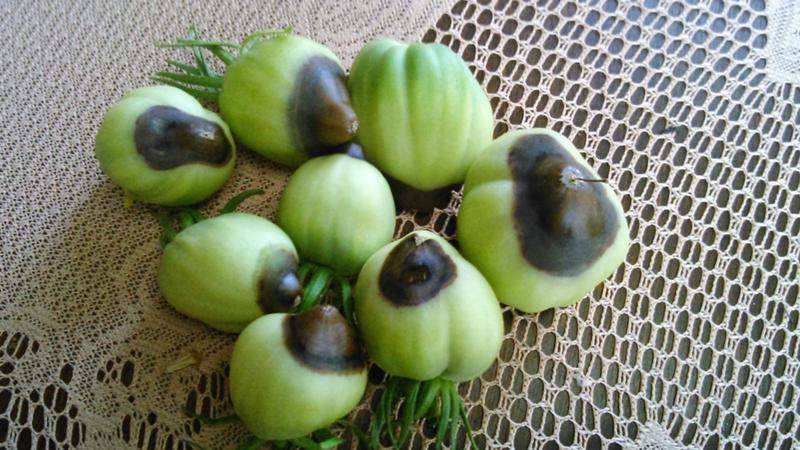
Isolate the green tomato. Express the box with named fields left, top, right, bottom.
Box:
left=457, top=129, right=630, bottom=313
left=158, top=212, right=301, bottom=332
left=277, top=153, right=395, bottom=275
left=231, top=305, right=367, bottom=441
left=348, top=39, right=494, bottom=209
left=95, top=86, right=235, bottom=206
left=354, top=231, right=503, bottom=382
left=219, top=35, right=357, bottom=167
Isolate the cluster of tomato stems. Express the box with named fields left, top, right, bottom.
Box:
left=155, top=24, right=483, bottom=449
left=152, top=26, right=293, bottom=101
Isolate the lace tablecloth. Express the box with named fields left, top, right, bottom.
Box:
left=1, top=0, right=798, bottom=449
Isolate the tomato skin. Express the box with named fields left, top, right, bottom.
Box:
left=354, top=231, right=503, bottom=382
left=348, top=39, right=494, bottom=192
left=219, top=35, right=356, bottom=167
left=159, top=213, right=300, bottom=333
left=95, top=86, right=235, bottom=206
left=277, top=154, right=395, bottom=276
left=458, top=129, right=630, bottom=313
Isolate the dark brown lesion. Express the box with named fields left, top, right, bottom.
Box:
left=291, top=56, right=358, bottom=157
left=134, top=106, right=232, bottom=170
left=258, top=250, right=302, bottom=313
left=385, top=175, right=460, bottom=212
left=283, top=305, right=365, bottom=373
left=378, top=234, right=457, bottom=306
left=508, top=133, right=619, bottom=276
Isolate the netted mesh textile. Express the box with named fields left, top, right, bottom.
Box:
left=1, top=0, right=799, bottom=449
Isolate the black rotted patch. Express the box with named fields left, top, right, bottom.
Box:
left=283, top=305, right=365, bottom=373
left=258, top=250, right=302, bottom=313
left=291, top=56, right=358, bottom=157
left=508, top=133, right=619, bottom=276
left=134, top=106, right=231, bottom=170
left=379, top=235, right=457, bottom=306
left=385, top=175, right=460, bottom=212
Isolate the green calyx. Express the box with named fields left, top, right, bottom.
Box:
left=369, top=377, right=480, bottom=450
left=153, top=26, right=293, bottom=101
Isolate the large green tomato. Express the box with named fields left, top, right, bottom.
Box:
left=354, top=231, right=503, bottom=382
left=219, top=35, right=357, bottom=167
left=277, top=153, right=395, bottom=276
left=230, top=305, right=367, bottom=441
left=348, top=39, right=494, bottom=210
left=159, top=213, right=301, bottom=332
left=95, top=86, right=235, bottom=206
left=457, top=129, right=630, bottom=313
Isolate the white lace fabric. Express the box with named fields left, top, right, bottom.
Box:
left=1, top=0, right=798, bottom=449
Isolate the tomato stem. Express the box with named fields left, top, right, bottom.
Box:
left=154, top=26, right=231, bottom=100
left=336, top=419, right=369, bottom=445
left=413, top=379, right=441, bottom=420
left=397, top=380, right=421, bottom=446
left=298, top=266, right=334, bottom=312
left=448, top=385, right=460, bottom=448
left=220, top=189, right=265, bottom=214
left=295, top=261, right=356, bottom=327
left=178, top=209, right=196, bottom=230
left=153, top=189, right=262, bottom=246
left=154, top=26, right=293, bottom=101
left=434, top=386, right=451, bottom=448
left=152, top=210, right=177, bottom=246
left=337, top=277, right=355, bottom=326
left=235, top=436, right=266, bottom=450
left=165, top=351, right=201, bottom=373
left=241, top=26, right=294, bottom=51
left=367, top=377, right=481, bottom=449
left=181, top=439, right=210, bottom=450
left=182, top=407, right=239, bottom=425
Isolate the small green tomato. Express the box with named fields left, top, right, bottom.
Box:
left=277, top=152, right=395, bottom=276
left=219, top=35, right=357, bottom=167
left=158, top=212, right=301, bottom=332
left=355, top=231, right=503, bottom=382
left=95, top=86, right=235, bottom=206
left=457, top=129, right=630, bottom=313
left=230, top=305, right=367, bottom=441
left=348, top=39, right=494, bottom=210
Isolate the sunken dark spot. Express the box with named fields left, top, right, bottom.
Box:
left=379, top=235, right=457, bottom=306
left=508, top=133, right=619, bottom=276
left=258, top=249, right=302, bottom=313
left=385, top=175, right=460, bottom=212
left=283, top=305, right=365, bottom=373
left=292, top=56, right=358, bottom=156
left=134, top=105, right=232, bottom=170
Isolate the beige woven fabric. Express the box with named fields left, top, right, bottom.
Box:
left=1, top=0, right=798, bottom=449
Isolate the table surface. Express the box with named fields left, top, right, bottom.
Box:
left=1, top=0, right=798, bottom=449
